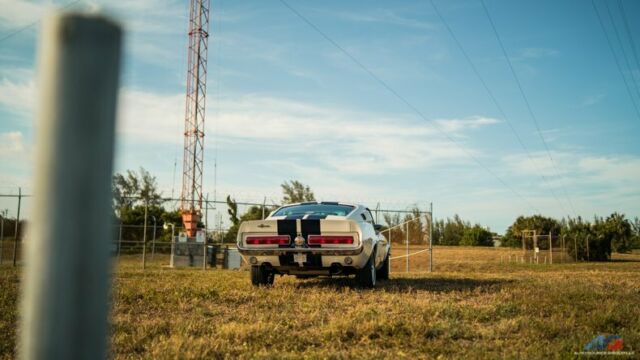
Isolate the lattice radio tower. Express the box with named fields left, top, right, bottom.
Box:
left=181, top=0, right=210, bottom=237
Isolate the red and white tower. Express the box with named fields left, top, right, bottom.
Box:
left=181, top=0, right=210, bottom=237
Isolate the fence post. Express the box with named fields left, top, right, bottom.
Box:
left=405, top=221, right=409, bottom=273
left=0, top=212, right=4, bottom=264
left=151, top=220, right=157, bottom=261
left=168, top=224, right=176, bottom=268
left=549, top=232, right=553, bottom=265
left=142, top=202, right=148, bottom=269
left=388, top=229, right=392, bottom=275
left=117, top=222, right=122, bottom=259
left=429, top=202, right=433, bottom=273
left=20, top=13, right=121, bottom=360
left=12, top=187, right=22, bottom=267
left=585, top=234, right=590, bottom=261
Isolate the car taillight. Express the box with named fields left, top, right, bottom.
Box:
left=308, top=235, right=354, bottom=245
left=245, top=235, right=290, bottom=245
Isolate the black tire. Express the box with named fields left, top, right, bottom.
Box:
left=355, top=249, right=377, bottom=288
left=376, top=252, right=390, bottom=280
left=250, top=265, right=274, bottom=286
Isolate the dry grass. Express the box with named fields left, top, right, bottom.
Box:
left=1, top=246, right=639, bottom=359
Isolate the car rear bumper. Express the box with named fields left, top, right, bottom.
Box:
left=238, top=244, right=369, bottom=270
left=237, top=245, right=364, bottom=256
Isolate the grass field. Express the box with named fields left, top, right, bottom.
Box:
left=1, top=246, right=639, bottom=359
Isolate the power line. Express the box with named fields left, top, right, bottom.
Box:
left=617, top=0, right=640, bottom=84
left=605, top=0, right=640, bottom=100
left=429, top=0, right=570, bottom=215
left=591, top=0, right=640, bottom=120
left=0, top=0, right=83, bottom=44
left=479, top=0, right=577, bottom=217
left=278, top=0, right=540, bottom=214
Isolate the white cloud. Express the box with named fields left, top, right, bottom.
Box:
left=434, top=116, right=500, bottom=134
left=0, top=73, right=35, bottom=115
left=328, top=8, right=434, bottom=30
left=0, top=131, right=25, bottom=156
left=0, top=0, right=46, bottom=29
left=114, top=90, right=497, bottom=175
left=516, top=47, right=559, bottom=60
left=580, top=93, right=605, bottom=107
left=504, top=151, right=640, bottom=196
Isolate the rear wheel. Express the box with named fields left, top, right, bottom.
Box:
left=355, top=249, right=377, bottom=288
left=251, top=265, right=274, bottom=286
left=377, top=252, right=390, bottom=280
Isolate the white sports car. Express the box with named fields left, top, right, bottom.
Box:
left=237, top=202, right=390, bottom=287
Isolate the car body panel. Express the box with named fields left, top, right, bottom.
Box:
left=237, top=202, right=390, bottom=276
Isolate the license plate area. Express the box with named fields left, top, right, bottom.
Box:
left=293, top=252, right=307, bottom=266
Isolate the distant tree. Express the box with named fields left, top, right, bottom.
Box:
left=432, top=219, right=445, bottom=245
left=281, top=180, right=315, bottom=204
left=403, top=207, right=426, bottom=245
left=382, top=212, right=405, bottom=244
left=226, top=195, right=240, bottom=227
left=561, top=216, right=610, bottom=261
left=596, top=213, right=633, bottom=253
left=112, top=167, right=162, bottom=215
left=223, top=204, right=269, bottom=243
left=502, top=215, right=561, bottom=248
left=460, top=225, right=493, bottom=246
left=632, top=217, right=640, bottom=249
left=441, top=215, right=468, bottom=246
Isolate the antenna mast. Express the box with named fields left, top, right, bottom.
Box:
left=181, top=0, right=210, bottom=237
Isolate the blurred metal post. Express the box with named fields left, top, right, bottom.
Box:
left=429, top=202, right=433, bottom=272
left=12, top=187, right=22, bottom=267
left=142, top=202, right=148, bottom=269
left=262, top=196, right=266, bottom=220
left=405, top=221, right=409, bottom=273
left=20, top=13, right=121, bottom=360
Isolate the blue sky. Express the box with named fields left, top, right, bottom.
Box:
left=1, top=0, right=639, bottom=233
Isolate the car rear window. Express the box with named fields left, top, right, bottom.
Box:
left=273, top=204, right=354, bottom=217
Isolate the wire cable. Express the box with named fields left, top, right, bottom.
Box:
left=617, top=0, right=640, bottom=86
left=429, top=0, right=569, bottom=215
left=605, top=0, right=640, bottom=100
left=591, top=0, right=640, bottom=120
left=278, top=0, right=540, bottom=214
left=0, top=0, right=83, bottom=44
left=479, top=0, right=577, bottom=217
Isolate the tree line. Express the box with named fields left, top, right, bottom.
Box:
left=111, top=169, right=639, bottom=261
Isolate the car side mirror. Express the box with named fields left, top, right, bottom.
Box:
left=374, top=224, right=383, bottom=232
